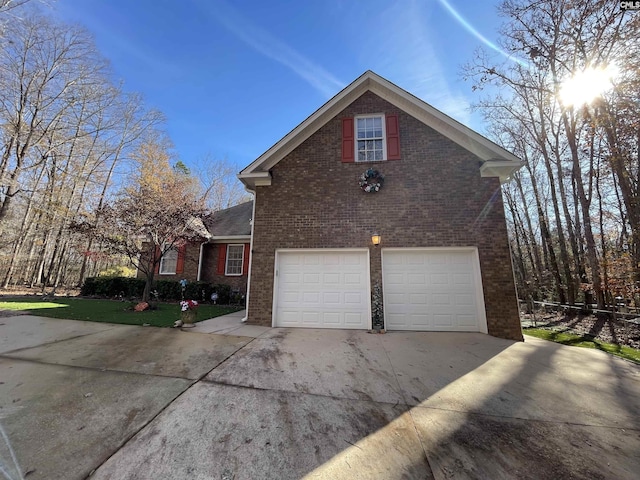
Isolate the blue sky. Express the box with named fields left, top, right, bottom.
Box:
left=51, top=0, right=517, bottom=174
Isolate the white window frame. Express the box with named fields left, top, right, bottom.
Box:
left=355, top=114, right=387, bottom=162
left=225, top=244, right=244, bottom=276
left=159, top=243, right=178, bottom=275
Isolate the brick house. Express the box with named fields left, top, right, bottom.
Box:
left=150, top=201, right=252, bottom=295
left=237, top=71, right=524, bottom=341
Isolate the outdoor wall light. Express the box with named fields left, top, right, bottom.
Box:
left=371, top=234, right=381, bottom=246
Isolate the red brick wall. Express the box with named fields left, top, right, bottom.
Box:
left=137, top=243, right=199, bottom=282
left=152, top=243, right=200, bottom=282
left=136, top=243, right=248, bottom=295
left=247, top=91, right=522, bottom=341
left=200, top=243, right=248, bottom=294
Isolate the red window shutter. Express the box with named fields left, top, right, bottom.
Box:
left=341, top=117, right=355, bottom=163
left=216, top=244, right=227, bottom=275
left=386, top=114, right=401, bottom=160
left=242, top=244, right=250, bottom=275
left=154, top=246, right=161, bottom=274
left=176, top=244, right=186, bottom=274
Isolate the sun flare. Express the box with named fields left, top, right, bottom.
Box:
left=558, top=64, right=618, bottom=107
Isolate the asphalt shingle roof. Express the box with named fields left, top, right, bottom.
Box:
left=203, top=201, right=252, bottom=237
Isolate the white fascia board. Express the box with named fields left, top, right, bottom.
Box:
left=480, top=160, right=525, bottom=183
left=209, top=235, right=251, bottom=243
left=237, top=171, right=272, bottom=188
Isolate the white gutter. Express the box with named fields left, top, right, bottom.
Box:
left=241, top=188, right=257, bottom=323
left=209, top=235, right=252, bottom=242
left=196, top=238, right=213, bottom=282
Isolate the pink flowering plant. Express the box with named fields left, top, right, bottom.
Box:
left=180, top=299, right=198, bottom=312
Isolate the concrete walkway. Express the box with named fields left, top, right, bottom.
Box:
left=191, top=309, right=270, bottom=338
left=0, top=313, right=638, bottom=480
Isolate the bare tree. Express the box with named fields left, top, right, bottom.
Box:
left=464, top=0, right=639, bottom=308
left=73, top=135, right=209, bottom=302
left=191, top=154, right=251, bottom=212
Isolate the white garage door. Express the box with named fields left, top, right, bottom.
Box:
left=382, top=248, right=487, bottom=332
left=274, top=250, right=371, bottom=329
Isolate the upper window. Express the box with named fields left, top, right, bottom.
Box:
left=356, top=115, right=386, bottom=162
left=225, top=244, right=244, bottom=276
left=159, top=244, right=178, bottom=274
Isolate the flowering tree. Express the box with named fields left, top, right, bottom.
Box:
left=73, top=135, right=209, bottom=301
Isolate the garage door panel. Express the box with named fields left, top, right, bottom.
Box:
left=452, top=273, right=472, bottom=285
left=407, top=273, right=426, bottom=284
left=408, top=314, right=429, bottom=327
left=344, top=292, right=363, bottom=304
left=344, top=312, right=365, bottom=326
left=304, top=255, right=320, bottom=265
left=275, top=250, right=370, bottom=329
left=383, top=249, right=486, bottom=332
left=432, top=293, right=452, bottom=305
left=434, top=314, right=453, bottom=327
left=303, top=273, right=320, bottom=284
left=302, top=292, right=319, bottom=304
left=408, top=293, right=427, bottom=305
left=281, top=273, right=300, bottom=284
left=458, top=314, right=477, bottom=327
left=323, top=273, right=340, bottom=284
left=344, top=273, right=362, bottom=284
left=430, top=273, right=449, bottom=285
left=455, top=293, right=473, bottom=305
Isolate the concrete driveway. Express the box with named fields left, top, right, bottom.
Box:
left=0, top=313, right=638, bottom=480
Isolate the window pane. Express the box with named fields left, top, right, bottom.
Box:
left=226, top=245, right=244, bottom=275
left=160, top=247, right=178, bottom=274
left=355, top=116, right=386, bottom=162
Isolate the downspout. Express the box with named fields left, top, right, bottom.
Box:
left=241, top=188, right=257, bottom=323
left=197, top=239, right=212, bottom=282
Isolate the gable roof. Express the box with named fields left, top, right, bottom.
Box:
left=238, top=70, right=523, bottom=188
left=203, top=201, right=252, bottom=239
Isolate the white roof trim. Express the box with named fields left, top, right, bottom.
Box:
left=238, top=70, right=522, bottom=188
left=209, top=235, right=251, bottom=242
left=480, top=160, right=525, bottom=184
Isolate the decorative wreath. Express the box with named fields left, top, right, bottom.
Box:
left=359, top=168, right=384, bottom=193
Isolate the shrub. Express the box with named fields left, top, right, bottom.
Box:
left=80, top=276, right=145, bottom=298
left=81, top=276, right=245, bottom=305
left=184, top=282, right=214, bottom=303
left=81, top=277, right=98, bottom=296
left=211, top=283, right=232, bottom=305
left=154, top=280, right=182, bottom=301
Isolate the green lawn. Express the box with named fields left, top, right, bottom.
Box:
left=0, top=297, right=243, bottom=328
left=523, top=327, right=640, bottom=364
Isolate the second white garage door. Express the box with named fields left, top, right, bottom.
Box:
left=274, top=250, right=371, bottom=329
left=382, top=248, right=487, bottom=332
